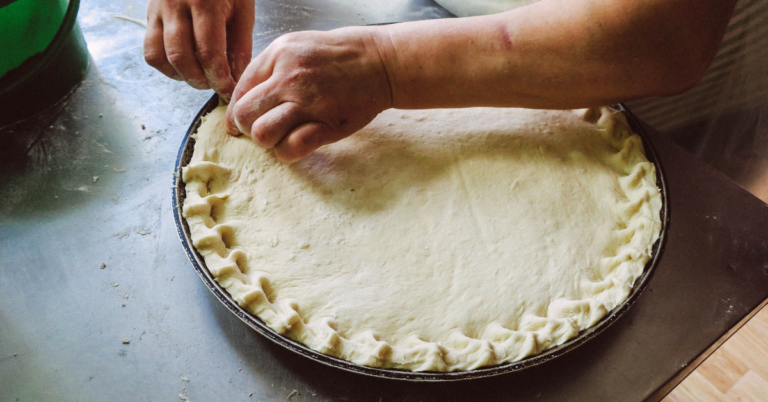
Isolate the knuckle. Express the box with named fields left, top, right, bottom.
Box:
left=144, top=50, right=164, bottom=67
left=232, top=87, right=247, bottom=102
left=284, top=68, right=311, bottom=86
left=282, top=70, right=300, bottom=84
left=165, top=49, right=186, bottom=67
left=275, top=32, right=298, bottom=46
left=195, top=47, right=220, bottom=67
left=292, top=136, right=316, bottom=157
left=231, top=51, right=252, bottom=74
left=269, top=36, right=289, bottom=50
left=165, top=0, right=183, bottom=13
left=161, top=0, right=188, bottom=15
left=271, top=31, right=308, bottom=52
left=251, top=126, right=271, bottom=145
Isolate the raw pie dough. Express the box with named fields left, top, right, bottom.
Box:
left=182, top=105, right=662, bottom=372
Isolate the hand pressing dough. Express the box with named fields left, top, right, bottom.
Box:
left=182, top=105, right=662, bottom=372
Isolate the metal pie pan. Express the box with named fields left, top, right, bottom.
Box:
left=172, top=94, right=669, bottom=381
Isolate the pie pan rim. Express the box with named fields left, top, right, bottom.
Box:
left=172, top=94, right=669, bottom=381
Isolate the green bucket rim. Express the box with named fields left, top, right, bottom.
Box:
left=0, top=0, right=82, bottom=98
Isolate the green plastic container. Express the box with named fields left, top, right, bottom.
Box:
left=0, top=0, right=89, bottom=127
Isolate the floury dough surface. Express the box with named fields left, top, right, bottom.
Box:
left=182, top=105, right=662, bottom=372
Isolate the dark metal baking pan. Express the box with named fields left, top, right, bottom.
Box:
left=172, top=94, right=669, bottom=381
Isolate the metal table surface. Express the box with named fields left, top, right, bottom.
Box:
left=2, top=1, right=768, bottom=401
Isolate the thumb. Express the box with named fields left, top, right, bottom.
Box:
left=274, top=122, right=335, bottom=162
left=225, top=95, right=241, bottom=135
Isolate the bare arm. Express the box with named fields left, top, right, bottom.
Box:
left=226, top=0, right=737, bottom=161
left=379, top=0, right=738, bottom=109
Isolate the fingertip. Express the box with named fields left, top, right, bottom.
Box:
left=198, top=52, right=235, bottom=95
left=231, top=103, right=252, bottom=136
left=211, top=76, right=236, bottom=103
left=225, top=106, right=240, bottom=135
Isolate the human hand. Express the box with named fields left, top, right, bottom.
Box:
left=225, top=28, right=393, bottom=162
left=144, top=0, right=255, bottom=100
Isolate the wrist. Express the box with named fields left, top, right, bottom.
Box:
left=360, top=26, right=397, bottom=111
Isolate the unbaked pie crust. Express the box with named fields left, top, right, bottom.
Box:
left=182, top=105, right=661, bottom=372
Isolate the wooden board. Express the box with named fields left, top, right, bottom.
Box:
left=664, top=306, right=768, bottom=401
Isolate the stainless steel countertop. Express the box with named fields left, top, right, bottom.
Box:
left=2, top=1, right=768, bottom=401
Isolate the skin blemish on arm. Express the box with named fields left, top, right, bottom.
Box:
left=497, top=22, right=514, bottom=50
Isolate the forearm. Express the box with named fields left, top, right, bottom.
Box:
left=224, top=0, right=736, bottom=161
left=373, top=0, right=736, bottom=109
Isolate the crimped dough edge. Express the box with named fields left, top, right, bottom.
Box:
left=182, top=106, right=662, bottom=372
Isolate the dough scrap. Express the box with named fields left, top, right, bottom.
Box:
left=182, top=105, right=662, bottom=371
